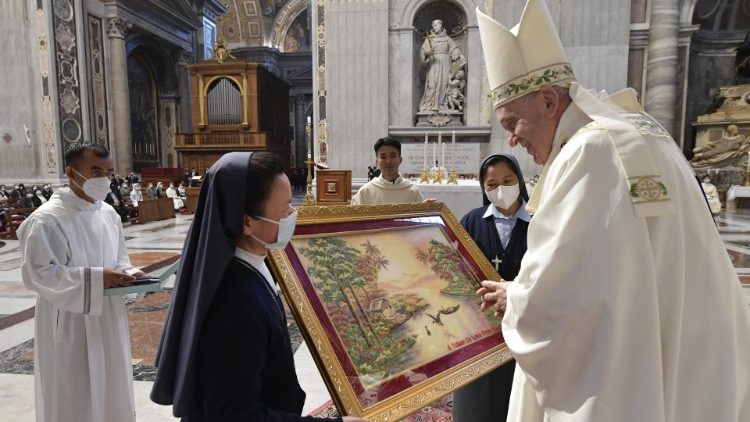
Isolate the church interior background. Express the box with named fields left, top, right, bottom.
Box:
left=0, top=0, right=750, bottom=419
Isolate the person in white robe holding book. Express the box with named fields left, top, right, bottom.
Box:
left=18, top=143, right=144, bottom=422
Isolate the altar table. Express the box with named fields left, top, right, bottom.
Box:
left=415, top=180, right=482, bottom=220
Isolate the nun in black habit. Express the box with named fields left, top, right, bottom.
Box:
left=453, top=154, right=531, bottom=422
left=150, top=152, right=363, bottom=422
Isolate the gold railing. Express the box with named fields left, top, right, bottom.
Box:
left=175, top=132, right=267, bottom=148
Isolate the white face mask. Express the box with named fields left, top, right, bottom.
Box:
left=485, top=184, right=520, bottom=210
left=71, top=168, right=111, bottom=201
left=251, top=208, right=298, bottom=250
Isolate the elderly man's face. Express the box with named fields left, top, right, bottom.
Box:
left=432, top=20, right=442, bottom=32
left=495, top=91, right=558, bottom=165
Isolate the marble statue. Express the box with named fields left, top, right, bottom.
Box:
left=314, top=140, right=329, bottom=169
left=419, top=20, right=465, bottom=113
left=445, top=69, right=466, bottom=111
left=691, top=124, right=750, bottom=168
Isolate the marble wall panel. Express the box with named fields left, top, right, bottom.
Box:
left=87, top=15, right=109, bottom=148
left=52, top=0, right=84, bottom=147
left=0, top=0, right=45, bottom=179
left=326, top=0, right=389, bottom=179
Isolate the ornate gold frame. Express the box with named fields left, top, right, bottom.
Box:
left=267, top=202, right=513, bottom=420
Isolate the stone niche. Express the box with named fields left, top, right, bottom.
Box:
left=412, top=1, right=468, bottom=128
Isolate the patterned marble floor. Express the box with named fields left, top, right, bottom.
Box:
left=0, top=208, right=748, bottom=421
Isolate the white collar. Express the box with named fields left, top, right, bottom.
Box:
left=379, top=174, right=403, bottom=185
left=57, top=186, right=101, bottom=210
left=234, top=247, right=278, bottom=293
left=483, top=200, right=531, bottom=222
left=234, top=247, right=267, bottom=267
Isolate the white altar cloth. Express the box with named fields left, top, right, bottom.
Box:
left=415, top=180, right=482, bottom=221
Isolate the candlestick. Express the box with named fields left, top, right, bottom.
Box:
left=451, top=131, right=456, bottom=174
left=423, top=133, right=428, bottom=170
left=439, top=131, right=444, bottom=171
left=304, top=120, right=315, bottom=205
left=432, top=139, right=436, bottom=168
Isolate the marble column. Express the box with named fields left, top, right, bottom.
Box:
left=294, top=94, right=307, bottom=168
left=177, top=51, right=194, bottom=134
left=644, top=0, right=679, bottom=136
left=106, top=17, right=133, bottom=173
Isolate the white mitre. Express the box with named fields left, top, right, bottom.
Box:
left=476, top=0, right=576, bottom=109
left=477, top=0, right=674, bottom=217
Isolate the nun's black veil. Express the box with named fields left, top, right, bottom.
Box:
left=479, top=154, right=529, bottom=206
left=151, top=152, right=252, bottom=416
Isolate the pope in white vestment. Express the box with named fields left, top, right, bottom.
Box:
left=18, top=186, right=139, bottom=422
left=476, top=2, right=750, bottom=421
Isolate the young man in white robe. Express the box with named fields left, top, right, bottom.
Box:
left=350, top=137, right=425, bottom=205
left=17, top=143, right=144, bottom=422
left=474, top=2, right=750, bottom=421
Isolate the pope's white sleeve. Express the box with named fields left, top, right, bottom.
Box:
left=19, top=219, right=104, bottom=316
left=502, top=133, right=640, bottom=412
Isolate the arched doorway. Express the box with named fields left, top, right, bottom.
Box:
left=127, top=52, right=160, bottom=171
left=126, top=37, right=180, bottom=171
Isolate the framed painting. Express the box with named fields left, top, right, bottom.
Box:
left=268, top=202, right=513, bottom=420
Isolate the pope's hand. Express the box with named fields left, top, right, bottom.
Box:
left=103, top=268, right=135, bottom=288
left=476, top=280, right=509, bottom=316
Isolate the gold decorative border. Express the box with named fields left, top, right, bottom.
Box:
left=267, top=203, right=511, bottom=419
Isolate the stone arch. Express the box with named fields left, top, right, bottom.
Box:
left=680, top=0, right=699, bottom=24
left=126, top=35, right=179, bottom=95
left=399, top=0, right=477, bottom=30
left=270, top=0, right=309, bottom=51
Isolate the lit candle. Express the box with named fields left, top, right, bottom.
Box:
left=439, top=131, right=444, bottom=170
left=307, top=116, right=311, bottom=125
left=432, top=138, right=436, bottom=168
left=452, top=131, right=456, bottom=170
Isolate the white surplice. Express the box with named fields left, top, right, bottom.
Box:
left=504, top=100, right=750, bottom=421
left=350, top=175, right=424, bottom=205
left=17, top=187, right=138, bottom=422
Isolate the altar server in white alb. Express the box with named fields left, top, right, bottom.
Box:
left=18, top=143, right=144, bottom=422
left=350, top=137, right=424, bottom=205
left=474, top=1, right=750, bottom=421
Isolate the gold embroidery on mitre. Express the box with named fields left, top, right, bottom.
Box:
left=629, top=176, right=669, bottom=203
left=489, top=63, right=576, bottom=108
